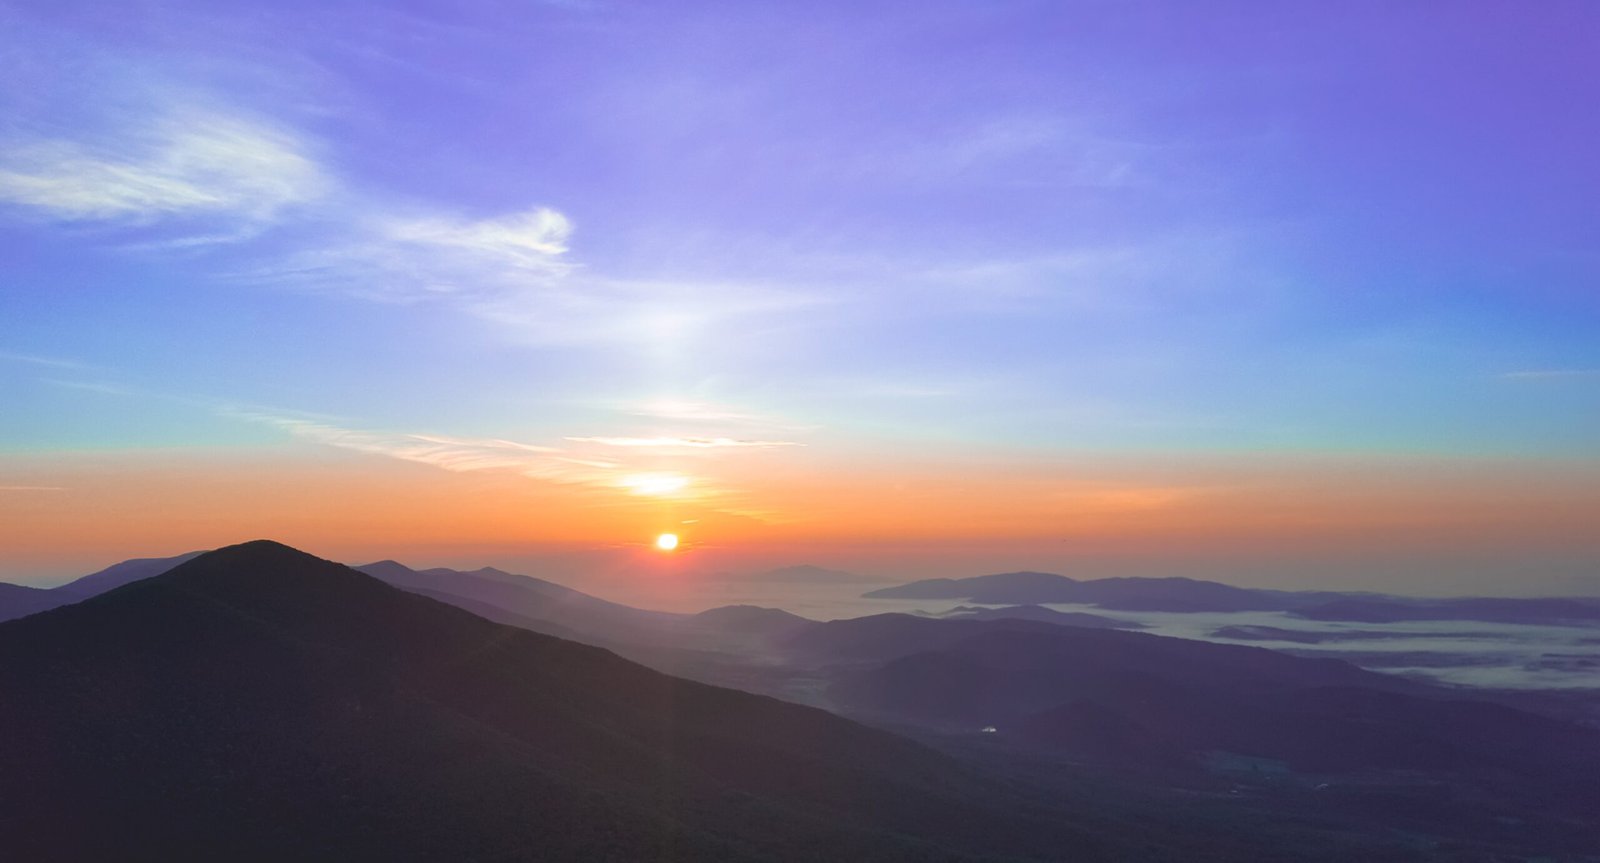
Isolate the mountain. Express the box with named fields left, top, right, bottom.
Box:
left=0, top=582, right=55, bottom=621
left=689, top=604, right=817, bottom=637
left=8, top=541, right=1588, bottom=858
left=774, top=612, right=1600, bottom=839
left=865, top=571, right=1600, bottom=621
left=745, top=564, right=893, bottom=585
left=0, top=540, right=1141, bottom=862
left=355, top=558, right=681, bottom=640
left=864, top=571, right=1286, bottom=610
left=0, top=551, right=201, bottom=622
left=50, top=550, right=205, bottom=598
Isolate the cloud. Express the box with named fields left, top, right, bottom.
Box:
left=292, top=206, right=578, bottom=301
left=0, top=486, right=66, bottom=492
left=1497, top=369, right=1600, bottom=381
left=629, top=400, right=769, bottom=423
left=249, top=417, right=571, bottom=475
left=239, top=413, right=790, bottom=510
left=0, top=110, right=327, bottom=236
left=0, top=44, right=813, bottom=348
left=0, top=52, right=814, bottom=349
left=565, top=436, right=800, bottom=449
left=0, top=351, right=88, bottom=370
left=387, top=208, right=573, bottom=265
left=254, top=220, right=822, bottom=345
left=889, top=114, right=1143, bottom=189
left=42, top=379, right=141, bottom=397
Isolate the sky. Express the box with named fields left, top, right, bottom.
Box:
left=1, top=0, right=1597, bottom=594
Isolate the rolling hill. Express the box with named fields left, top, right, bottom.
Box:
left=0, top=540, right=1146, bottom=862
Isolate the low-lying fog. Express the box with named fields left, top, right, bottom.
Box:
left=605, top=580, right=1600, bottom=691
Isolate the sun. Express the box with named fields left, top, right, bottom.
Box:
left=654, top=532, right=680, bottom=552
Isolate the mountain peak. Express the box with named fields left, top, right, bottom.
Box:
left=120, top=540, right=390, bottom=611
left=208, top=538, right=315, bottom=559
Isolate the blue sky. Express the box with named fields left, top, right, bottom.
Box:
left=2, top=1, right=1598, bottom=587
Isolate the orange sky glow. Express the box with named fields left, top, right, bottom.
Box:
left=4, top=444, right=1596, bottom=597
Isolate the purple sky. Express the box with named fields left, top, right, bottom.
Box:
left=1, top=1, right=1597, bottom=590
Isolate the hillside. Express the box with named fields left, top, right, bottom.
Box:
left=0, top=540, right=1144, bottom=862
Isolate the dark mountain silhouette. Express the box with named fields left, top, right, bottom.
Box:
left=0, top=540, right=1169, bottom=862
left=3, top=552, right=816, bottom=660
left=5, top=542, right=1586, bottom=858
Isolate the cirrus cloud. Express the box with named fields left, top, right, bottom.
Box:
left=0, top=110, right=328, bottom=237
left=564, top=436, right=800, bottom=449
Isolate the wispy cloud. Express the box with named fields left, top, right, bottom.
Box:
left=254, top=204, right=575, bottom=305
left=387, top=208, right=573, bottom=268
left=0, top=109, right=327, bottom=238
left=0, top=351, right=89, bottom=370
left=247, top=416, right=572, bottom=475
left=565, top=436, right=800, bottom=449
left=238, top=412, right=790, bottom=512
left=42, top=379, right=141, bottom=397
left=1497, top=369, right=1600, bottom=381
left=0, top=485, right=67, bottom=492
left=630, top=400, right=767, bottom=423
left=0, top=46, right=819, bottom=348
left=233, top=201, right=822, bottom=346
left=622, top=399, right=820, bottom=434
left=881, top=113, right=1144, bottom=189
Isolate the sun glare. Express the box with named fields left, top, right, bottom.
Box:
left=619, top=473, right=690, bottom=497
left=654, top=532, right=680, bottom=552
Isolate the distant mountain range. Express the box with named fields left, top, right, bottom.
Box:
left=353, top=558, right=679, bottom=640
left=935, top=604, right=1141, bottom=629
left=865, top=571, right=1600, bottom=624
left=0, top=551, right=206, bottom=622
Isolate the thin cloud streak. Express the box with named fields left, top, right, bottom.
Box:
left=238, top=412, right=791, bottom=514
left=0, top=351, right=90, bottom=370
left=1498, top=369, right=1600, bottom=381
left=565, top=436, right=800, bottom=449
left=0, top=110, right=327, bottom=236
left=0, top=75, right=803, bottom=349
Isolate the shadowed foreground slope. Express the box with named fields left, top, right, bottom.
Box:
left=0, top=541, right=1133, bottom=863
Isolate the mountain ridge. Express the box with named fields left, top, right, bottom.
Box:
left=866, top=570, right=1600, bottom=621
left=0, top=539, right=1145, bottom=862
